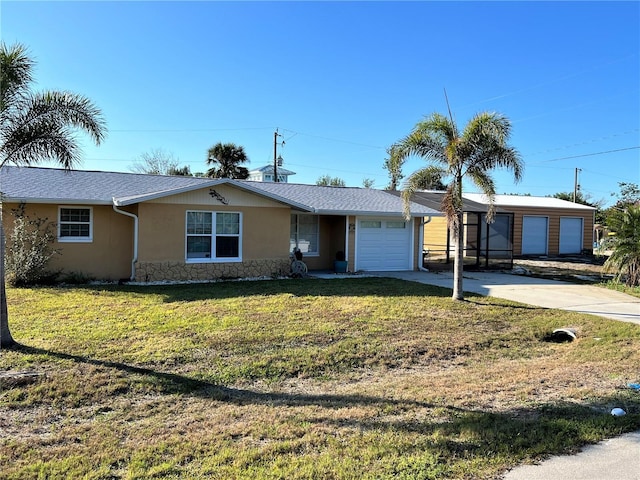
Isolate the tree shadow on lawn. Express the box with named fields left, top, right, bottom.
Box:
left=11, top=343, right=640, bottom=463
left=68, top=277, right=456, bottom=303
left=12, top=343, right=440, bottom=409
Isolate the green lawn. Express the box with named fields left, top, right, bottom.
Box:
left=1, top=278, right=639, bottom=479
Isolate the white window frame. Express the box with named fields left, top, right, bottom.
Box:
left=290, top=214, right=319, bottom=256
left=58, top=206, right=93, bottom=243
left=185, top=210, right=242, bottom=263
left=263, top=173, right=287, bottom=183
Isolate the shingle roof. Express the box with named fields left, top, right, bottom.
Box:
left=463, top=193, right=597, bottom=210
left=387, top=190, right=509, bottom=213
left=0, top=166, right=209, bottom=205
left=0, top=166, right=441, bottom=217
left=245, top=181, right=441, bottom=216
left=249, top=165, right=296, bottom=175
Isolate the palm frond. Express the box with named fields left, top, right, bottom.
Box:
left=603, top=205, right=640, bottom=286
left=404, top=166, right=447, bottom=191
left=33, top=92, right=106, bottom=145
left=1, top=43, right=106, bottom=168
left=467, top=167, right=497, bottom=222
left=0, top=42, right=34, bottom=113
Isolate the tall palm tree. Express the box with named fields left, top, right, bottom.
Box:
left=394, top=112, right=523, bottom=300
left=603, top=204, right=640, bottom=287
left=206, top=142, right=249, bottom=179
left=0, top=42, right=106, bottom=348
left=383, top=145, right=405, bottom=191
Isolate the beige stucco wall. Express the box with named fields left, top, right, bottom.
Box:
left=2, top=202, right=134, bottom=281
left=134, top=185, right=293, bottom=281
left=136, top=202, right=291, bottom=263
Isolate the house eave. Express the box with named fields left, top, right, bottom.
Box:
left=313, top=209, right=443, bottom=217
left=1, top=197, right=111, bottom=206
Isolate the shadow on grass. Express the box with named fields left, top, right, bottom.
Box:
left=8, top=342, right=640, bottom=473
left=52, top=277, right=455, bottom=303
left=11, top=343, right=441, bottom=410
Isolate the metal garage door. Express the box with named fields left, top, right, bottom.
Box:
left=357, top=217, right=412, bottom=271
left=559, top=217, right=583, bottom=254
left=521, top=216, right=548, bottom=255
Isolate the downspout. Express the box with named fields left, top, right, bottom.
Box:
left=112, top=202, right=138, bottom=281
left=419, top=216, right=432, bottom=272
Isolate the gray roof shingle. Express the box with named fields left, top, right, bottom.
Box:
left=0, top=166, right=441, bottom=217
left=0, top=166, right=208, bottom=205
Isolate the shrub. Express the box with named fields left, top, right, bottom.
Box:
left=4, top=204, right=61, bottom=286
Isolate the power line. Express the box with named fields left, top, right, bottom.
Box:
left=524, top=129, right=640, bottom=157
left=279, top=128, right=385, bottom=150
left=108, top=127, right=273, bottom=133
left=458, top=53, right=638, bottom=110
left=535, top=146, right=640, bottom=163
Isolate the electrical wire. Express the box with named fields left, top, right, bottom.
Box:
left=535, top=146, right=640, bottom=163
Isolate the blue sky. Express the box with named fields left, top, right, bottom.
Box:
left=2, top=1, right=638, bottom=206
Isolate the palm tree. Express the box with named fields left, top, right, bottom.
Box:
left=394, top=112, right=523, bottom=300
left=383, top=145, right=405, bottom=191
left=404, top=165, right=447, bottom=191
left=206, top=142, right=249, bottom=179
left=0, top=42, right=106, bottom=348
left=603, top=204, right=640, bottom=287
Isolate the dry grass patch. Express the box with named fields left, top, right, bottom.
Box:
left=1, top=278, right=639, bottom=479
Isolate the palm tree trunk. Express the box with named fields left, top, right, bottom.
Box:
left=0, top=214, right=15, bottom=348
left=452, top=210, right=465, bottom=301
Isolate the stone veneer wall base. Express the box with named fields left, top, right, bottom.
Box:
left=135, top=258, right=291, bottom=283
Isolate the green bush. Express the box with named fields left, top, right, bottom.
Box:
left=4, top=204, right=60, bottom=287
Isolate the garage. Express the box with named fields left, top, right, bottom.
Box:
left=559, top=217, right=584, bottom=254
left=357, top=217, right=413, bottom=271
left=521, top=216, right=548, bottom=255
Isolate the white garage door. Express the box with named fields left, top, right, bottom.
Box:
left=521, top=216, right=548, bottom=255
left=559, top=217, right=584, bottom=254
left=357, top=217, right=412, bottom=271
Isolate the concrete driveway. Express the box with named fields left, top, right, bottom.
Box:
left=370, top=270, right=640, bottom=325
left=367, top=269, right=640, bottom=479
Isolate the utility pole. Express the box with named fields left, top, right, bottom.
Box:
left=573, top=168, right=581, bottom=202
left=273, top=129, right=284, bottom=182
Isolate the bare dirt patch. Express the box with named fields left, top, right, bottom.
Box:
left=513, top=255, right=609, bottom=282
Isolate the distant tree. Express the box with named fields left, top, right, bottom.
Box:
left=362, top=178, right=375, bottom=189
left=316, top=175, right=346, bottom=187
left=206, top=142, right=249, bottom=179
left=403, top=165, right=446, bottom=191
left=383, top=145, right=405, bottom=191
left=603, top=204, right=640, bottom=286
left=130, top=148, right=191, bottom=175
left=0, top=42, right=106, bottom=348
left=604, top=182, right=640, bottom=230
left=552, top=191, right=605, bottom=224
left=167, top=165, right=192, bottom=176
left=394, top=111, right=522, bottom=301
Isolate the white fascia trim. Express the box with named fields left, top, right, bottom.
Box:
left=3, top=197, right=110, bottom=205
left=314, top=209, right=443, bottom=217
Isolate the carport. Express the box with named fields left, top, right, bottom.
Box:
left=391, top=191, right=515, bottom=270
